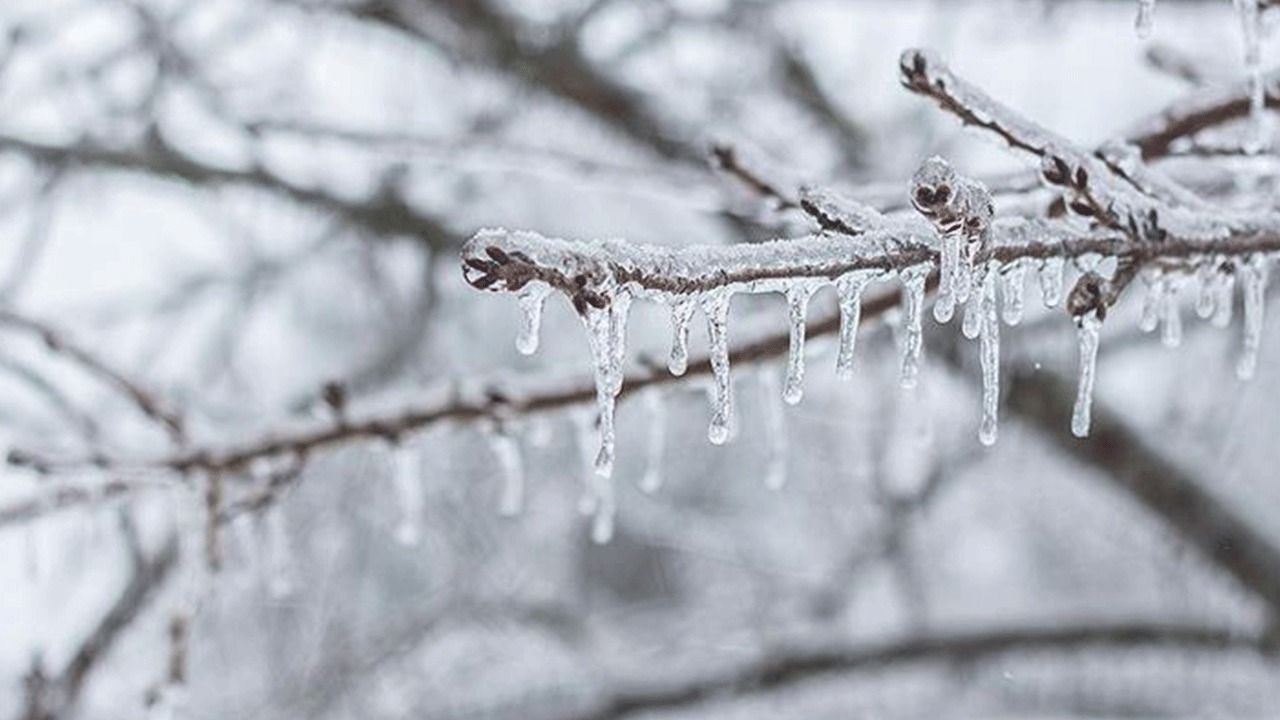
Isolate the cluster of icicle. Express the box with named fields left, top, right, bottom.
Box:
left=462, top=196, right=1273, bottom=544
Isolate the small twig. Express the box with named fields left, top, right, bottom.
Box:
left=0, top=309, right=187, bottom=444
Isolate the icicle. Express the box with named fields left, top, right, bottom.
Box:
left=1072, top=312, right=1103, bottom=438
left=1212, top=263, right=1236, bottom=329
left=1160, top=282, right=1182, bottom=349
left=783, top=283, right=817, bottom=404
left=514, top=284, right=551, bottom=355
left=607, top=292, right=632, bottom=397
left=527, top=417, right=553, bottom=448
left=390, top=443, right=423, bottom=546
left=1236, top=0, right=1268, bottom=153
left=955, top=241, right=975, bottom=306
left=668, top=298, right=696, bottom=376
left=263, top=506, right=295, bottom=599
left=491, top=430, right=525, bottom=516
left=759, top=368, right=788, bottom=490
left=934, top=224, right=960, bottom=323
left=1139, top=272, right=1161, bottom=333
left=1237, top=254, right=1269, bottom=380
left=572, top=407, right=615, bottom=542
left=703, top=292, right=735, bottom=445
left=1039, top=257, right=1064, bottom=308
left=1135, top=0, right=1155, bottom=39
left=962, top=290, right=982, bottom=340
left=591, top=477, right=616, bottom=544
left=899, top=267, right=927, bottom=389
left=640, top=389, right=665, bottom=494
left=581, top=293, right=627, bottom=478
left=835, top=271, right=870, bottom=379
left=1196, top=262, right=1217, bottom=319
left=573, top=413, right=598, bottom=515
left=1000, top=262, right=1026, bottom=327
left=979, top=262, right=1001, bottom=446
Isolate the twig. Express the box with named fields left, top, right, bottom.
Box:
left=0, top=309, right=187, bottom=444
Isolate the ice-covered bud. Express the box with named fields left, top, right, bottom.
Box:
left=910, top=156, right=961, bottom=221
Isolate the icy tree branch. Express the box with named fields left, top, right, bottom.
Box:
left=21, top=534, right=178, bottom=720
left=1005, top=365, right=1280, bottom=619
left=573, top=619, right=1273, bottom=720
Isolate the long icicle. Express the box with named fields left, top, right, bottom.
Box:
left=1072, top=312, right=1103, bottom=438
left=978, top=262, right=1001, bottom=446
left=492, top=430, right=525, bottom=517
left=704, top=292, right=735, bottom=445
left=390, top=442, right=423, bottom=546
left=783, top=283, right=817, bottom=404
left=1237, top=254, right=1270, bottom=380
left=640, top=388, right=666, bottom=494
left=835, top=272, right=870, bottom=379
left=759, top=368, right=788, bottom=490
left=582, top=306, right=619, bottom=478
left=899, top=267, right=927, bottom=389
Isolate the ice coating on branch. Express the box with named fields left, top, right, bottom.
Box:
left=462, top=227, right=935, bottom=308
left=759, top=369, right=788, bottom=490
left=1135, top=0, right=1155, bottom=38
left=1072, top=312, right=1103, bottom=438
left=1237, top=254, right=1269, bottom=380
left=390, top=442, right=423, bottom=546
left=899, top=267, right=928, bottom=389
left=1000, top=262, right=1026, bottom=326
left=515, top=283, right=551, bottom=355
left=668, top=298, right=696, bottom=376
left=1160, top=282, right=1182, bottom=349
left=901, top=51, right=1236, bottom=243
left=978, top=262, right=1001, bottom=446
left=1039, top=257, right=1065, bottom=308
left=491, top=431, right=525, bottom=516
left=835, top=271, right=872, bottom=379
left=799, top=185, right=887, bottom=236
left=783, top=282, right=820, bottom=404
left=704, top=291, right=735, bottom=444
left=640, top=389, right=665, bottom=493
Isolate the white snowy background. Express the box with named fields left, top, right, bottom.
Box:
left=0, top=0, right=1278, bottom=718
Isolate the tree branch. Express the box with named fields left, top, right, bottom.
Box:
left=1004, top=364, right=1280, bottom=618
left=574, top=619, right=1271, bottom=720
